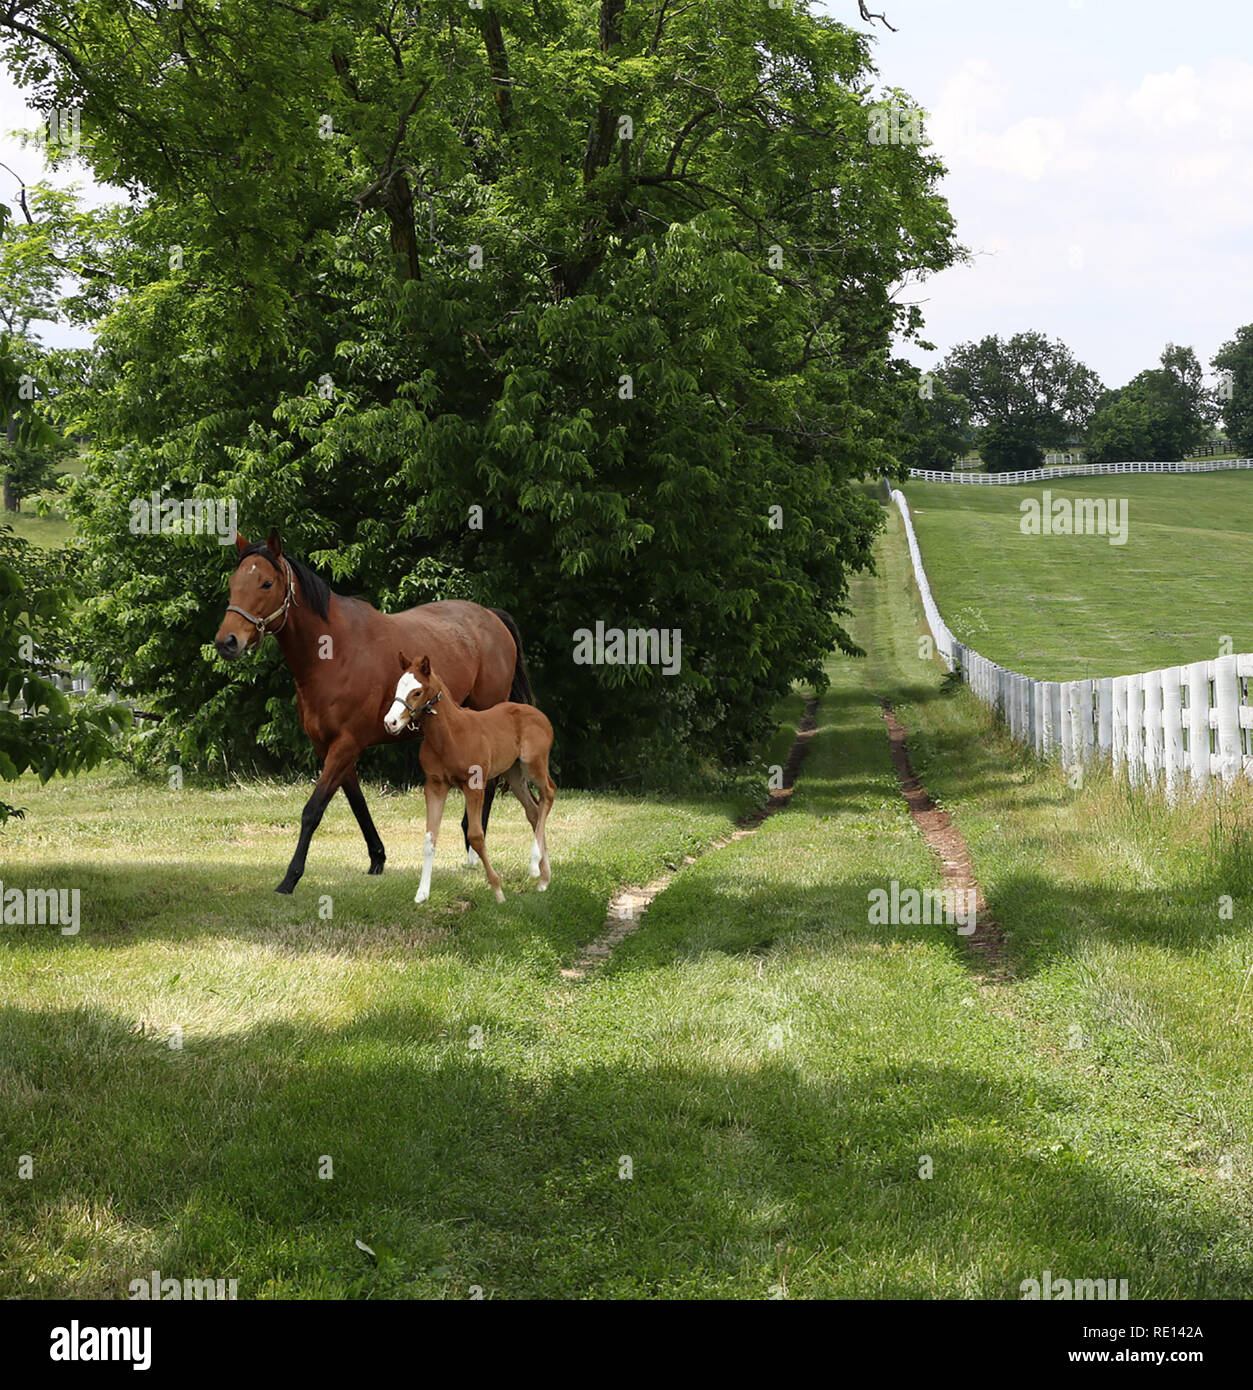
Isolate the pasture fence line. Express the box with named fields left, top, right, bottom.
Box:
left=0, top=661, right=155, bottom=726
left=889, top=487, right=1253, bottom=792
left=907, top=458, right=1253, bottom=486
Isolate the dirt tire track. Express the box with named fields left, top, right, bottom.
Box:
left=560, top=696, right=820, bottom=981
left=878, top=697, right=1008, bottom=980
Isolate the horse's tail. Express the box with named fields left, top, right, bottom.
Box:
left=490, top=607, right=534, bottom=705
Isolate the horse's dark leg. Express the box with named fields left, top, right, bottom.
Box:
left=342, top=770, right=386, bottom=875
left=462, top=778, right=497, bottom=866
left=276, top=742, right=358, bottom=894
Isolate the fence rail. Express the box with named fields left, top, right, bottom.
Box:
left=907, top=458, right=1253, bottom=486
left=0, top=666, right=153, bottom=725
left=890, top=487, right=1253, bottom=791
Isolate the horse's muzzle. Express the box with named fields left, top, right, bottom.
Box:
left=215, top=632, right=243, bottom=659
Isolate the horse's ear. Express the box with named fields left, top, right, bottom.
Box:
left=419, top=655, right=431, bottom=677
left=235, top=533, right=249, bottom=556
left=266, top=528, right=283, bottom=559
left=397, top=651, right=411, bottom=673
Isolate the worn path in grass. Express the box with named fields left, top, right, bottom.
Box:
left=878, top=697, right=1005, bottom=979
left=562, top=696, right=819, bottom=980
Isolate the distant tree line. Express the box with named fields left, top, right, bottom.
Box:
left=899, top=327, right=1253, bottom=472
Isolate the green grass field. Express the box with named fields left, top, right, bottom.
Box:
left=2, top=452, right=84, bottom=549
left=903, top=472, right=1253, bottom=679
left=4, top=502, right=1253, bottom=1298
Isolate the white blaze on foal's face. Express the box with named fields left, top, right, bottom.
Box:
left=384, top=671, right=422, bottom=735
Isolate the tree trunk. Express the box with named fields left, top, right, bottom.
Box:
left=3, top=412, right=17, bottom=512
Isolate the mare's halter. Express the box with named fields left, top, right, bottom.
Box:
left=226, top=555, right=299, bottom=639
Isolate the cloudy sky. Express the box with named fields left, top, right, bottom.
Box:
left=841, top=0, right=1253, bottom=388
left=3, top=1, right=1252, bottom=390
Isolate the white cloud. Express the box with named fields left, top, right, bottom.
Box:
left=901, top=53, right=1253, bottom=385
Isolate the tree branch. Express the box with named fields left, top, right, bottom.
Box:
left=480, top=10, right=513, bottom=131
left=857, top=1, right=896, bottom=31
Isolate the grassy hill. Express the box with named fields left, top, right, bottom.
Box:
left=902, top=472, right=1253, bottom=680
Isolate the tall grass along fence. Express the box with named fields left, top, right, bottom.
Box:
left=908, top=458, right=1253, bottom=486
left=889, top=487, right=1253, bottom=793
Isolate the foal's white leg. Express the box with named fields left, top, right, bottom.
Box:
left=414, top=781, right=450, bottom=905
left=416, top=833, right=435, bottom=903
left=504, top=764, right=543, bottom=878
left=528, top=761, right=555, bottom=892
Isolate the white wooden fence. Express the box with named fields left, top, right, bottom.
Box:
left=908, top=458, right=1253, bottom=485
left=890, top=488, right=1253, bottom=791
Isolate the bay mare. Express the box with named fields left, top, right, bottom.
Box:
left=213, top=530, right=531, bottom=893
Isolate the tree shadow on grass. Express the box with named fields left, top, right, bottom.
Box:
left=0, top=1000, right=1248, bottom=1300
left=597, top=862, right=1253, bottom=991
left=0, top=852, right=623, bottom=967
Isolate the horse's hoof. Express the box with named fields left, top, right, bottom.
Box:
left=368, top=859, right=385, bottom=876
left=464, top=849, right=478, bottom=869
left=538, top=881, right=549, bottom=893
left=493, top=887, right=505, bottom=904
left=414, top=888, right=430, bottom=905
left=275, top=880, right=296, bottom=895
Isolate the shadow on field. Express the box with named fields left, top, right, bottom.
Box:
left=0, top=852, right=618, bottom=965
left=1, top=999, right=1247, bottom=1299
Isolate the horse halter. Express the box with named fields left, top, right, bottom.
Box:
left=226, top=555, right=299, bottom=639
left=404, top=687, right=442, bottom=722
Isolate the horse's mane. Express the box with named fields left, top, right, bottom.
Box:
left=239, top=542, right=332, bottom=621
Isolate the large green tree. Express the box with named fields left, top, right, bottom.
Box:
left=940, top=331, right=1103, bottom=472
left=1213, top=325, right=1253, bottom=458
left=0, top=183, right=88, bottom=510
left=1, top=0, right=958, bottom=783
left=0, top=525, right=120, bottom=824
left=890, top=361, right=971, bottom=472
left=1086, top=344, right=1217, bottom=464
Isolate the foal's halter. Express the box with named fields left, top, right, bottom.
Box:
left=404, top=687, right=442, bottom=723
left=226, top=555, right=299, bottom=639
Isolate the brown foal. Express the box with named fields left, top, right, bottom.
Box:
left=384, top=654, right=556, bottom=904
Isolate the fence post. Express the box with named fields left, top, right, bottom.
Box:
left=1097, top=677, right=1113, bottom=761
left=1214, top=655, right=1241, bottom=782
left=1143, top=669, right=1163, bottom=785
left=1126, top=674, right=1144, bottom=784
left=1111, top=676, right=1128, bottom=773
left=1077, top=679, right=1095, bottom=767
left=1185, top=661, right=1211, bottom=788
left=1162, top=666, right=1184, bottom=799
left=1060, top=681, right=1075, bottom=766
